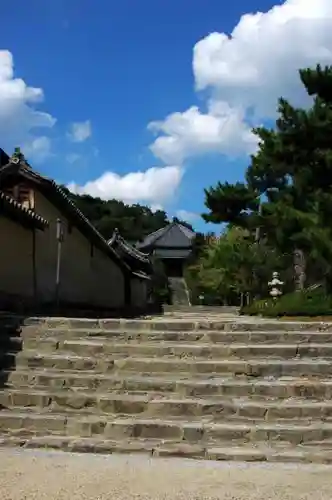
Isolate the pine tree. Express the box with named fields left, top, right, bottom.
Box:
left=203, top=65, right=332, bottom=290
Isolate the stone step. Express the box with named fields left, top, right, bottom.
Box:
left=6, top=369, right=332, bottom=399
left=2, top=388, right=332, bottom=421
left=1, top=410, right=332, bottom=445
left=163, top=305, right=239, bottom=314
left=12, top=352, right=332, bottom=376
left=2, top=314, right=332, bottom=464
left=15, top=340, right=332, bottom=359
left=41, top=318, right=332, bottom=332
left=9, top=316, right=332, bottom=334
left=114, top=357, right=332, bottom=377
left=14, top=328, right=332, bottom=344
left=3, top=433, right=332, bottom=463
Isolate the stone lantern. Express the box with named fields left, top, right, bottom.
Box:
left=268, top=271, right=284, bottom=300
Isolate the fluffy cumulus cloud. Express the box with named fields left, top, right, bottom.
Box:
left=67, top=165, right=183, bottom=205
left=68, top=120, right=92, bottom=142
left=150, top=0, right=332, bottom=164
left=149, top=102, right=257, bottom=164
left=0, top=50, right=55, bottom=159
left=194, top=0, right=332, bottom=115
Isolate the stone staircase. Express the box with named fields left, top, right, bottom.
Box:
left=2, top=315, right=332, bottom=463
left=164, top=305, right=239, bottom=315
left=168, top=278, right=191, bottom=305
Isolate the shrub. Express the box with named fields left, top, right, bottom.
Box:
left=241, top=288, right=332, bottom=317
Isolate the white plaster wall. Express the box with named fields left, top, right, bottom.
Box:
left=34, top=191, right=125, bottom=308
left=130, top=278, right=148, bottom=309
left=90, top=247, right=125, bottom=308
left=0, top=216, right=34, bottom=298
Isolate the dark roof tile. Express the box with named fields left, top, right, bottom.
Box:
left=108, top=228, right=150, bottom=264
left=137, top=221, right=195, bottom=249
left=0, top=191, right=49, bottom=230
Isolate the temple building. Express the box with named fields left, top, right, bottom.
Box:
left=136, top=220, right=196, bottom=278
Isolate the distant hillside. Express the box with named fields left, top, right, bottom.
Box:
left=62, top=187, right=194, bottom=242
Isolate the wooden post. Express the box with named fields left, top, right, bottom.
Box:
left=55, top=219, right=64, bottom=309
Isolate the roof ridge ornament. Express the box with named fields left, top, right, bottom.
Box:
left=113, top=227, right=121, bottom=240
left=10, top=147, right=24, bottom=165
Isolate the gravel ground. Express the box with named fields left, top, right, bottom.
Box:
left=1, top=449, right=332, bottom=500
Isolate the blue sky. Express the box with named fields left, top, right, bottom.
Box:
left=0, top=0, right=330, bottom=233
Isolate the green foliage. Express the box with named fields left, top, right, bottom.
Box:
left=60, top=187, right=193, bottom=242
left=184, top=232, right=217, bottom=304
left=68, top=191, right=168, bottom=240
left=203, top=182, right=258, bottom=227
left=202, top=64, right=332, bottom=291
left=242, top=288, right=332, bottom=317
left=186, top=227, right=287, bottom=305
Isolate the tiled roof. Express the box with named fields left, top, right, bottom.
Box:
left=132, top=270, right=150, bottom=280
left=108, top=229, right=151, bottom=264
left=137, top=221, right=195, bottom=250
left=108, top=229, right=152, bottom=279
left=0, top=191, right=49, bottom=230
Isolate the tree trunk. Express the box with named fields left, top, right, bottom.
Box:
left=293, top=248, right=306, bottom=291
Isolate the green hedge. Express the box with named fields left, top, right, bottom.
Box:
left=241, top=289, right=332, bottom=317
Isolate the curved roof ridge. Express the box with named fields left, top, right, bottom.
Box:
left=108, top=228, right=151, bottom=262
left=177, top=222, right=196, bottom=239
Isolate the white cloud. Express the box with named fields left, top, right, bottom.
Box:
left=150, top=204, right=164, bottom=212
left=0, top=50, right=55, bottom=154
left=149, top=102, right=257, bottom=164
left=23, top=136, right=52, bottom=163
left=149, top=0, right=332, bottom=162
left=67, top=165, right=183, bottom=205
left=68, top=120, right=92, bottom=142
left=176, top=209, right=198, bottom=222
left=193, top=0, right=332, bottom=117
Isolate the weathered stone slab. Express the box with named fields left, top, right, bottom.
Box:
left=46, top=318, right=100, bottom=330
left=54, top=340, right=332, bottom=360
left=0, top=411, right=66, bottom=433
left=7, top=367, right=332, bottom=400
left=23, top=338, right=58, bottom=352
left=3, top=430, right=332, bottom=464
left=156, top=443, right=207, bottom=459
left=207, top=446, right=268, bottom=462
left=223, top=321, right=332, bottom=332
